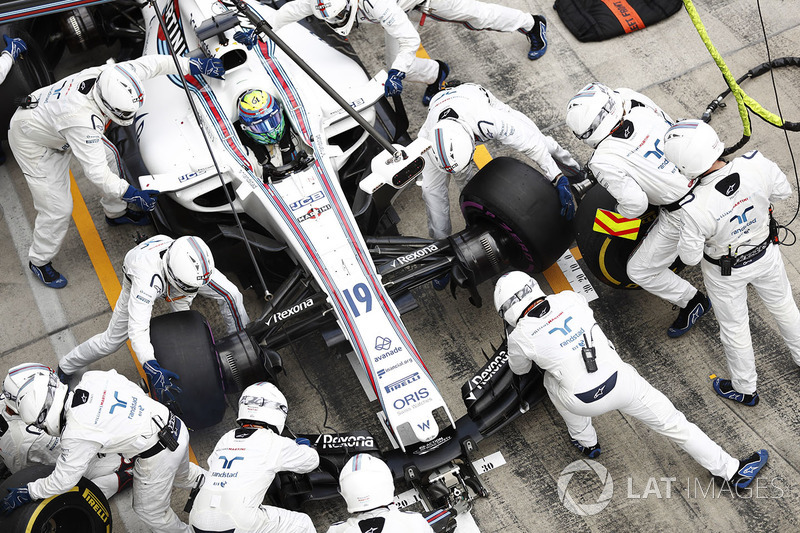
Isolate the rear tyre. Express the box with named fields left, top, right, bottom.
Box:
left=0, top=465, right=112, bottom=532
left=150, top=310, right=226, bottom=429
left=460, top=157, right=574, bottom=273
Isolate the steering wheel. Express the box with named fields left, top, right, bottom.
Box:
left=263, top=152, right=313, bottom=180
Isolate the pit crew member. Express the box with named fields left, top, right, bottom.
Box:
left=8, top=54, right=224, bottom=289
left=495, top=271, right=769, bottom=489
left=326, top=454, right=433, bottom=532
left=1, top=367, right=205, bottom=532
left=420, top=82, right=580, bottom=285
left=665, top=120, right=800, bottom=406
left=56, top=235, right=249, bottom=404
left=566, top=82, right=711, bottom=337
left=189, top=381, right=320, bottom=532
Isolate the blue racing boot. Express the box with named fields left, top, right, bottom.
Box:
left=667, top=290, right=711, bottom=338
left=729, top=449, right=768, bottom=489
left=527, top=15, right=548, bottom=60
left=712, top=378, right=759, bottom=406
left=29, top=262, right=67, bottom=288
left=571, top=439, right=601, bottom=459
left=422, top=61, right=449, bottom=107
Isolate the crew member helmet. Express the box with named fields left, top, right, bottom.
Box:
left=312, top=0, right=358, bottom=36
left=238, top=89, right=286, bottom=145
left=3, top=363, right=54, bottom=412
left=663, top=120, right=725, bottom=179
left=163, top=236, right=214, bottom=296
left=339, top=453, right=395, bottom=513
left=93, top=65, right=144, bottom=127
left=565, top=82, right=624, bottom=149
left=493, top=271, right=546, bottom=327
left=237, top=382, right=288, bottom=433
left=430, top=118, right=475, bottom=174
left=16, top=371, right=69, bottom=436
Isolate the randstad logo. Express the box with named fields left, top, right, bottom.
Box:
left=558, top=459, right=613, bottom=516
left=375, top=336, right=392, bottom=351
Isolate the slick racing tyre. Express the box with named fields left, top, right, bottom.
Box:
left=150, top=310, right=226, bottom=429
left=574, top=184, right=660, bottom=289
left=460, top=157, right=574, bottom=273
left=0, top=465, right=111, bottom=533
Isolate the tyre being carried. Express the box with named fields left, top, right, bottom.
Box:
left=460, top=157, right=574, bottom=274
left=0, top=465, right=111, bottom=533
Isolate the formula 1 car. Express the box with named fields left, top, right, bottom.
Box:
left=0, top=0, right=579, bottom=526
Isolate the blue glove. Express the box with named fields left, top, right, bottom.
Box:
left=295, top=437, right=311, bottom=447
left=2, top=487, right=31, bottom=515
left=233, top=29, right=258, bottom=50
left=122, top=185, right=159, bottom=212
left=384, top=69, right=405, bottom=97
left=143, top=360, right=183, bottom=404
left=188, top=57, right=225, bottom=79
left=555, top=175, right=576, bottom=221
left=3, top=35, right=27, bottom=61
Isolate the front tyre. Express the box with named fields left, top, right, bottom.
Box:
left=0, top=465, right=112, bottom=533
left=460, top=157, right=574, bottom=273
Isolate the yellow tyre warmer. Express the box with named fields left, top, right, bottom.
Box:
left=0, top=465, right=112, bottom=533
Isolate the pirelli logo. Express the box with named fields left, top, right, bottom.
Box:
left=593, top=209, right=641, bottom=240
left=82, top=487, right=110, bottom=523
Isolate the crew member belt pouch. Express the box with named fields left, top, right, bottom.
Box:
left=553, top=0, right=683, bottom=42
left=155, top=413, right=180, bottom=451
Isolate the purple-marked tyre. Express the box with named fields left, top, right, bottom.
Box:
left=460, top=157, right=574, bottom=274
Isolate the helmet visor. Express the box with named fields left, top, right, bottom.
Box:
left=99, top=92, right=136, bottom=122
left=326, top=3, right=352, bottom=27
left=497, top=280, right=537, bottom=318
left=575, top=96, right=616, bottom=141
left=239, top=396, right=288, bottom=414
left=28, top=373, right=58, bottom=430
left=166, top=263, right=200, bottom=294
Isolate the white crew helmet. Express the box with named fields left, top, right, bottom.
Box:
left=237, top=382, right=288, bottom=433
left=3, top=363, right=54, bottom=412
left=565, top=82, right=624, bottom=149
left=163, top=236, right=214, bottom=296
left=93, top=65, right=144, bottom=127
left=339, top=453, right=395, bottom=513
left=16, top=371, right=69, bottom=436
left=663, top=120, right=725, bottom=179
left=312, top=0, right=358, bottom=36
left=494, top=271, right=546, bottom=327
left=430, top=118, right=475, bottom=174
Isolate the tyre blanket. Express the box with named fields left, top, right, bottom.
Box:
left=553, top=0, right=683, bottom=42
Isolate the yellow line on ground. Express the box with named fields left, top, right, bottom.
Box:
left=69, top=173, right=198, bottom=464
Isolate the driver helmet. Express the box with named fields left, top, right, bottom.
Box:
left=93, top=65, right=145, bottom=127
left=3, top=363, right=54, bottom=412
left=430, top=118, right=475, bottom=174
left=238, top=89, right=286, bottom=145
left=663, top=120, right=725, bottom=179
left=237, top=382, right=288, bottom=433
left=163, top=236, right=214, bottom=297
left=16, top=370, right=69, bottom=436
left=565, top=82, right=624, bottom=149
left=312, top=0, right=358, bottom=36
left=493, top=271, right=546, bottom=327
left=339, top=454, right=395, bottom=513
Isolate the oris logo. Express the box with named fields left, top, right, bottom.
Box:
left=392, top=388, right=430, bottom=410
left=289, top=191, right=324, bottom=211
left=471, top=350, right=509, bottom=390
left=375, top=336, right=392, bottom=350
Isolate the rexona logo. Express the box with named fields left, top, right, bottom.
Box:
left=289, top=191, right=325, bottom=211
left=391, top=244, right=439, bottom=268
left=264, top=298, right=314, bottom=326
left=393, top=388, right=429, bottom=410
left=385, top=372, right=421, bottom=393
left=470, top=350, right=509, bottom=390
left=315, top=434, right=375, bottom=449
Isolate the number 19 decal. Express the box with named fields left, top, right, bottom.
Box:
left=343, top=283, right=373, bottom=317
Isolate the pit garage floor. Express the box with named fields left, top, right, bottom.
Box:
left=3, top=1, right=800, bottom=531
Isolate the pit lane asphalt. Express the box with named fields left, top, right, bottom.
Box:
left=3, top=1, right=800, bottom=531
